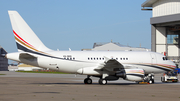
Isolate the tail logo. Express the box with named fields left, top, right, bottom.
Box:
left=13, top=30, right=39, bottom=52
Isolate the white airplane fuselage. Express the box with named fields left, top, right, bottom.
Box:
left=7, top=50, right=175, bottom=75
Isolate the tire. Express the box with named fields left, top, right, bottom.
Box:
left=149, top=80, right=152, bottom=84
left=84, top=78, right=92, bottom=84
left=151, top=76, right=154, bottom=79
left=98, top=79, right=107, bottom=85
left=148, top=79, right=155, bottom=84
left=161, top=77, right=165, bottom=83
left=87, top=78, right=92, bottom=84
left=152, top=79, right=154, bottom=83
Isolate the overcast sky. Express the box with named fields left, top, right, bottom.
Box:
left=0, top=0, right=152, bottom=53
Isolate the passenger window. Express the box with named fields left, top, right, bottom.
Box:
left=99, top=58, right=101, bottom=60
left=120, top=58, right=122, bottom=60
left=123, top=58, right=125, bottom=60
left=116, top=58, right=118, bottom=60
left=126, top=58, right=128, bottom=60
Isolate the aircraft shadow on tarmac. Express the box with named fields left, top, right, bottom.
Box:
left=31, top=82, right=144, bottom=86
left=30, top=81, right=180, bottom=85
left=33, top=92, right=61, bottom=94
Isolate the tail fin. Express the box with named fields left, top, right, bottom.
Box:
left=8, top=11, right=50, bottom=52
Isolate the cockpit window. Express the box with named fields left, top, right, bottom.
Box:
left=163, top=57, right=168, bottom=60
left=163, top=57, right=165, bottom=60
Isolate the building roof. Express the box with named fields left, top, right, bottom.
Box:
left=141, top=0, right=158, bottom=7
left=92, top=42, right=150, bottom=51
left=92, top=43, right=123, bottom=51
left=0, top=46, right=7, bottom=54
left=93, top=42, right=126, bottom=48
left=151, top=13, right=180, bottom=26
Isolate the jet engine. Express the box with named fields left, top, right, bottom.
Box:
left=116, top=68, right=145, bottom=81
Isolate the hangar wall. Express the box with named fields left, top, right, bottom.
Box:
left=154, top=26, right=179, bottom=57
left=142, top=0, right=180, bottom=66
left=153, top=0, right=180, bottom=17
left=0, top=46, right=8, bottom=71
left=156, top=27, right=166, bottom=54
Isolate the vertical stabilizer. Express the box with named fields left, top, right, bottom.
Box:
left=8, top=11, right=50, bottom=52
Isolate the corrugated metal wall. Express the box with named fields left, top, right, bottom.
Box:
left=0, top=48, right=8, bottom=71
left=153, top=0, right=180, bottom=17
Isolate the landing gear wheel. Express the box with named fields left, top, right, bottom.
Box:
left=148, top=80, right=153, bottom=84
left=84, top=78, right=92, bottom=84
left=145, top=73, right=155, bottom=84
left=148, top=79, right=154, bottom=84
left=152, top=79, right=154, bottom=83
left=98, top=79, right=107, bottom=85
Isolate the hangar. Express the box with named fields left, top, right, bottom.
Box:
left=91, top=42, right=150, bottom=51
left=0, top=46, right=8, bottom=71
left=142, top=0, right=180, bottom=66
left=82, top=42, right=150, bottom=51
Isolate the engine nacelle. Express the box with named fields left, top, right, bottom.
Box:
left=116, top=68, right=145, bottom=81
left=77, top=67, right=102, bottom=75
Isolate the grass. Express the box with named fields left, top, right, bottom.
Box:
left=151, top=95, right=155, bottom=97
left=16, top=71, right=69, bottom=74
left=0, top=74, right=5, bottom=75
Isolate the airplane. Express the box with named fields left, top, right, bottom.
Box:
left=6, top=11, right=176, bottom=85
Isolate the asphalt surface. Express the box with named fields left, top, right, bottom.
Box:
left=0, top=71, right=180, bottom=101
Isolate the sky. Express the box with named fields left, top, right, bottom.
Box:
left=0, top=0, right=152, bottom=53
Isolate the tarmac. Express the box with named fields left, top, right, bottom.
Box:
left=0, top=71, right=180, bottom=101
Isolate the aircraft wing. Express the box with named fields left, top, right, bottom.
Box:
left=95, top=57, right=124, bottom=72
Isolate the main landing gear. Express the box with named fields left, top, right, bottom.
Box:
left=98, top=78, right=107, bottom=85
left=84, top=76, right=92, bottom=84
left=144, top=73, right=155, bottom=84
left=84, top=76, right=108, bottom=85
